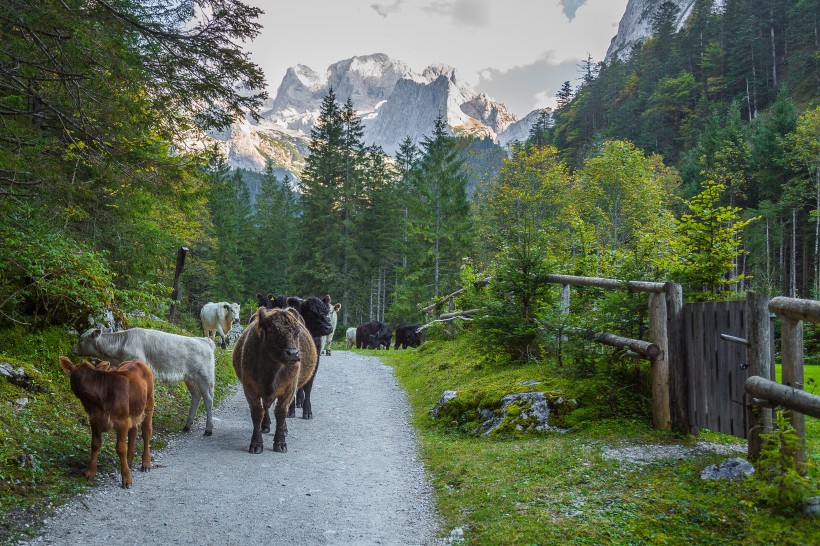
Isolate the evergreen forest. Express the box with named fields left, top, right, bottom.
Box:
left=1, top=0, right=819, bottom=350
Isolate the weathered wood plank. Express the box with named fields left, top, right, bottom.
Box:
left=746, top=376, right=820, bottom=418
left=769, top=296, right=820, bottom=322
left=665, top=283, right=688, bottom=434
left=780, top=316, right=807, bottom=473
left=649, top=291, right=670, bottom=430
left=746, top=292, right=773, bottom=460
left=542, top=274, right=665, bottom=293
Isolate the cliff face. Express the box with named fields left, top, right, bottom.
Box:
left=198, top=53, right=533, bottom=168
left=605, top=0, right=724, bottom=61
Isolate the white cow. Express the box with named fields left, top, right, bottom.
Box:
left=345, top=327, right=357, bottom=350
left=320, top=302, right=342, bottom=356
left=72, top=328, right=216, bottom=435
left=201, top=302, right=241, bottom=349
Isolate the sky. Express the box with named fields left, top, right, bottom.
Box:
left=242, top=0, right=630, bottom=118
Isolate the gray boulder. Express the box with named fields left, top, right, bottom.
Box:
left=700, top=457, right=755, bottom=481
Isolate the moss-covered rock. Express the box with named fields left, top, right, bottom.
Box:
left=430, top=388, right=577, bottom=437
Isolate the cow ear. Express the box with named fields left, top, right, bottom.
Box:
left=59, top=356, right=75, bottom=373
left=334, top=303, right=341, bottom=312
left=323, top=294, right=331, bottom=305
left=96, top=361, right=111, bottom=371
left=254, top=307, right=269, bottom=332
left=286, top=308, right=304, bottom=325
left=223, top=304, right=230, bottom=310
left=92, top=328, right=102, bottom=339
left=286, top=296, right=301, bottom=308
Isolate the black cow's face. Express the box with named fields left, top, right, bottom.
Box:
left=286, top=296, right=333, bottom=337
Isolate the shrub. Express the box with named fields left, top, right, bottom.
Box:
left=0, top=204, right=117, bottom=328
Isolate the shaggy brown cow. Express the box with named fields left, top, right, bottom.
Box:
left=233, top=307, right=317, bottom=454
left=60, top=356, right=154, bottom=489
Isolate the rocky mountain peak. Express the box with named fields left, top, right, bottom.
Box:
left=606, top=0, right=724, bottom=61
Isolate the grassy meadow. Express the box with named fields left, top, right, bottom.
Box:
left=376, top=337, right=820, bottom=546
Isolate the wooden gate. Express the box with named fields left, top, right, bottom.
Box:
left=683, top=301, right=749, bottom=438
left=682, top=300, right=753, bottom=438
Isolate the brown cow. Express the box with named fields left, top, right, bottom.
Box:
left=60, top=356, right=154, bottom=488
left=233, top=307, right=317, bottom=454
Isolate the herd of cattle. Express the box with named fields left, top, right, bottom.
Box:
left=59, top=295, right=423, bottom=488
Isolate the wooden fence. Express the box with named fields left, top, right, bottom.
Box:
left=421, top=280, right=820, bottom=463
left=423, top=274, right=686, bottom=432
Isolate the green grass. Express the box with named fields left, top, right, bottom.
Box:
left=377, top=339, right=820, bottom=546
left=0, top=320, right=237, bottom=544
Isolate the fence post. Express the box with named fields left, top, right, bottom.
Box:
left=746, top=291, right=772, bottom=461
left=665, top=283, right=688, bottom=434
left=649, top=290, right=671, bottom=430
left=780, top=315, right=807, bottom=473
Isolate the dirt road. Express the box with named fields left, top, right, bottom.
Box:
left=22, top=351, right=440, bottom=545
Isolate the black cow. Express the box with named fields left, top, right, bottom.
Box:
left=256, top=293, right=288, bottom=310
left=266, top=295, right=333, bottom=420
left=367, top=322, right=392, bottom=350
left=356, top=321, right=382, bottom=349
left=393, top=323, right=422, bottom=349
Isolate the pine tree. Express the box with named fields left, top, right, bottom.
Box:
left=205, top=155, right=252, bottom=302
left=556, top=81, right=574, bottom=109
left=526, top=110, right=552, bottom=148
left=407, top=115, right=474, bottom=299
left=295, top=88, right=347, bottom=295
left=250, top=161, right=298, bottom=296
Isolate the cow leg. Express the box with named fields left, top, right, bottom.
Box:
left=183, top=379, right=202, bottom=433
left=272, top=397, right=289, bottom=453
left=86, top=425, right=103, bottom=480
left=261, top=407, right=271, bottom=433
left=242, top=385, right=265, bottom=454
left=141, top=412, right=153, bottom=472
left=216, top=324, right=227, bottom=349
left=126, top=425, right=137, bottom=470
left=116, top=426, right=132, bottom=489
left=296, top=388, right=304, bottom=408
left=202, top=381, right=214, bottom=436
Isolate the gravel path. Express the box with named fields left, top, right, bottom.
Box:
left=21, top=351, right=440, bottom=545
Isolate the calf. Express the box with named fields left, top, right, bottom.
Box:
left=72, top=328, right=216, bottom=435
left=233, top=307, right=317, bottom=453
left=320, top=300, right=342, bottom=356
left=200, top=301, right=241, bottom=349
left=60, top=356, right=153, bottom=488
left=345, top=327, right=357, bottom=349
left=394, top=323, right=422, bottom=349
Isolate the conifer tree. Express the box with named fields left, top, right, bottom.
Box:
left=250, top=161, right=298, bottom=296
left=407, top=115, right=474, bottom=299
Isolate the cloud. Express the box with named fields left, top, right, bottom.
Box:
left=371, top=0, right=406, bottom=18
left=559, top=0, right=588, bottom=20
left=476, top=53, right=580, bottom=116
left=423, top=0, right=491, bottom=27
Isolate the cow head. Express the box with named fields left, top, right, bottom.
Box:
left=286, top=296, right=333, bottom=338
left=72, top=328, right=103, bottom=357
left=225, top=302, right=241, bottom=324
left=254, top=308, right=304, bottom=362
left=255, top=293, right=269, bottom=309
